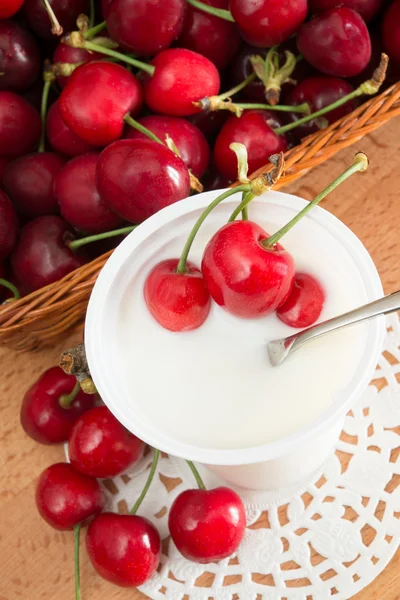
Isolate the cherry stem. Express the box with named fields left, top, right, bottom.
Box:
left=124, top=115, right=163, bottom=145
left=68, top=226, right=137, bottom=251
left=0, top=278, right=20, bottom=300
left=263, top=152, right=368, bottom=248
left=83, top=41, right=155, bottom=75
left=229, top=191, right=255, bottom=222
left=130, top=449, right=160, bottom=515
left=186, top=461, right=206, bottom=490
left=59, top=380, right=81, bottom=409
left=185, top=0, right=235, bottom=21
left=82, top=20, right=106, bottom=39
left=234, top=102, right=309, bottom=114
left=242, top=204, right=248, bottom=220
left=74, top=523, right=81, bottom=600
left=41, top=0, right=63, bottom=35
left=88, top=0, right=95, bottom=27
left=38, top=79, right=51, bottom=153
left=176, top=184, right=250, bottom=274
left=217, top=73, right=256, bottom=102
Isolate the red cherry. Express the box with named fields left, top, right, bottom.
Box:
left=10, top=215, right=86, bottom=293
left=3, top=152, right=66, bottom=219
left=202, top=220, right=295, bottom=318
left=23, top=0, right=89, bottom=40
left=20, top=366, right=96, bottom=444
left=143, top=48, right=220, bottom=117
left=188, top=108, right=228, bottom=139
left=297, top=7, right=371, bottom=78
left=68, top=405, right=145, bottom=478
left=177, top=0, right=240, bottom=70
left=203, top=166, right=232, bottom=191
left=86, top=513, right=161, bottom=587
left=0, top=91, right=41, bottom=159
left=213, top=110, right=287, bottom=181
left=36, top=463, right=105, bottom=530
left=382, top=0, right=400, bottom=63
left=0, top=157, right=8, bottom=180
left=59, top=61, right=143, bottom=146
left=277, top=272, right=325, bottom=328
left=125, top=115, right=210, bottom=178
left=0, top=189, right=18, bottom=260
left=309, top=0, right=383, bottom=22
left=0, top=0, right=24, bottom=18
left=144, top=259, right=211, bottom=332
left=230, top=0, right=307, bottom=47
left=47, top=100, right=96, bottom=158
left=0, top=19, right=40, bottom=93
left=97, top=139, right=190, bottom=223
left=55, top=153, right=122, bottom=234
left=106, top=0, right=185, bottom=56
left=169, top=487, right=246, bottom=563
left=101, top=0, right=112, bottom=18
left=53, top=42, right=102, bottom=89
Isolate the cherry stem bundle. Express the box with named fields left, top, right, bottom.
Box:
left=74, top=523, right=81, bottom=600
left=41, top=0, right=63, bottom=35
left=80, top=40, right=155, bottom=75
left=59, top=380, right=81, bottom=409
left=130, top=449, right=160, bottom=515
left=186, top=460, right=206, bottom=490
left=185, top=0, right=235, bottom=22
left=0, top=278, right=20, bottom=300
left=229, top=191, right=255, bottom=222
left=38, top=78, right=52, bottom=153
left=68, top=226, right=137, bottom=251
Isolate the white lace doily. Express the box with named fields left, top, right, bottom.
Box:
left=97, top=314, right=400, bottom=600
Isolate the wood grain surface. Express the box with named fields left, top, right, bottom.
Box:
left=1, top=120, right=399, bottom=600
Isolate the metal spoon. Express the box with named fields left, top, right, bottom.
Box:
left=268, top=290, right=400, bottom=367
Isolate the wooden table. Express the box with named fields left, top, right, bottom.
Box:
left=1, top=120, right=399, bottom=600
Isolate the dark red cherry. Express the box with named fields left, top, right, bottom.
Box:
left=125, top=115, right=210, bottom=178
left=47, top=100, right=96, bottom=157
left=10, top=215, right=86, bottom=292
left=97, top=139, right=191, bottom=223
left=23, top=0, right=90, bottom=40
left=203, top=166, right=232, bottom=191
left=0, top=92, right=41, bottom=159
left=277, top=272, right=325, bottom=328
left=188, top=109, right=228, bottom=139
left=143, top=48, right=220, bottom=117
left=0, top=158, right=8, bottom=180
left=0, top=0, right=24, bottom=18
left=230, top=0, right=307, bottom=47
left=106, top=0, right=185, bottom=56
left=309, top=0, right=383, bottom=22
left=55, top=153, right=122, bottom=233
left=3, top=152, right=66, bottom=219
left=101, top=0, right=112, bottom=18
left=177, top=0, right=240, bottom=70
left=213, top=110, right=287, bottom=181
left=60, top=61, right=143, bottom=146
left=0, top=189, right=18, bottom=260
left=53, top=42, right=102, bottom=89
left=0, top=19, right=40, bottom=92
left=297, top=7, right=371, bottom=78
left=382, top=0, right=400, bottom=64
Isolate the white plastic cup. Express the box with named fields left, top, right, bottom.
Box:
left=85, top=189, right=385, bottom=491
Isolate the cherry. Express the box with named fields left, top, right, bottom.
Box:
left=230, top=0, right=307, bottom=47
left=169, top=486, right=246, bottom=563
left=53, top=42, right=102, bottom=89
left=382, top=0, right=400, bottom=64
left=23, top=0, right=89, bottom=40
left=47, top=100, right=96, bottom=157
left=10, top=215, right=87, bottom=293
left=0, top=19, right=40, bottom=93
left=309, top=0, right=383, bottom=22
left=0, top=189, right=18, bottom=260
left=55, top=153, right=122, bottom=234
left=20, top=366, right=96, bottom=444
left=0, top=92, right=41, bottom=159
left=60, top=61, right=143, bottom=146
left=101, top=0, right=112, bottom=18
left=96, top=139, right=190, bottom=223
left=3, top=153, right=66, bottom=219
left=86, top=513, right=161, bottom=586
left=125, top=115, right=210, bottom=178
left=68, top=405, right=145, bottom=478
left=0, top=0, right=24, bottom=18
left=203, top=166, right=232, bottom=191
left=213, top=110, right=287, bottom=181
left=36, top=462, right=104, bottom=530
left=106, top=0, right=185, bottom=56
left=297, top=7, right=371, bottom=78
left=188, top=108, right=228, bottom=139
left=277, top=272, right=325, bottom=328
left=177, top=0, right=240, bottom=70
left=0, top=158, right=8, bottom=180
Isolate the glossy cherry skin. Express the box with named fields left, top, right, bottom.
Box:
left=23, top=0, right=89, bottom=40
left=68, top=406, right=145, bottom=478
left=177, top=0, right=240, bottom=70
left=144, top=259, right=211, bottom=332
left=36, top=463, right=105, bottom=530
left=0, top=20, right=40, bottom=93
left=87, top=513, right=161, bottom=587
left=230, top=0, right=307, bottom=47
left=297, top=7, right=371, bottom=78
left=213, top=110, right=287, bottom=181
left=55, top=153, right=122, bottom=234
left=97, top=139, right=190, bottom=223
left=382, top=0, right=400, bottom=63
left=106, top=0, right=185, bottom=56
left=0, top=0, right=24, bottom=18
left=143, top=48, right=220, bottom=117
left=0, top=189, right=18, bottom=260
left=47, top=100, right=96, bottom=158
left=10, top=216, right=86, bottom=293
left=0, top=158, right=8, bottom=180
left=202, top=220, right=295, bottom=318
left=169, top=487, right=246, bottom=563
left=3, top=152, right=66, bottom=219
left=277, top=272, right=325, bottom=328
left=20, top=366, right=96, bottom=444
left=0, top=92, right=41, bottom=159
left=188, top=109, right=228, bottom=140
left=53, top=42, right=102, bottom=89
left=125, top=115, right=210, bottom=178
left=309, top=0, right=383, bottom=22
left=60, top=61, right=143, bottom=147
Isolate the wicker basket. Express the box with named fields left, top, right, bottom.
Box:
left=2, top=82, right=400, bottom=352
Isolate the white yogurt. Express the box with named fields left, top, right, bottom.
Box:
left=118, top=196, right=368, bottom=450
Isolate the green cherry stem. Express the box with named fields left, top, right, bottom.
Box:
left=234, top=101, right=309, bottom=113
left=41, top=0, right=63, bottom=35
left=82, top=20, right=107, bottom=39
left=68, top=226, right=137, bottom=251
left=217, top=73, right=256, bottom=102
left=38, top=77, right=52, bottom=153
left=263, top=153, right=368, bottom=249
left=229, top=191, right=255, bottom=222
left=88, top=0, right=95, bottom=28
left=81, top=40, right=155, bottom=75
left=130, top=449, right=160, bottom=515
left=186, top=460, right=206, bottom=490
left=59, top=380, right=81, bottom=409
left=0, top=278, right=20, bottom=300
left=124, top=115, right=163, bottom=145
left=74, top=523, right=81, bottom=600
left=185, top=0, right=234, bottom=21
